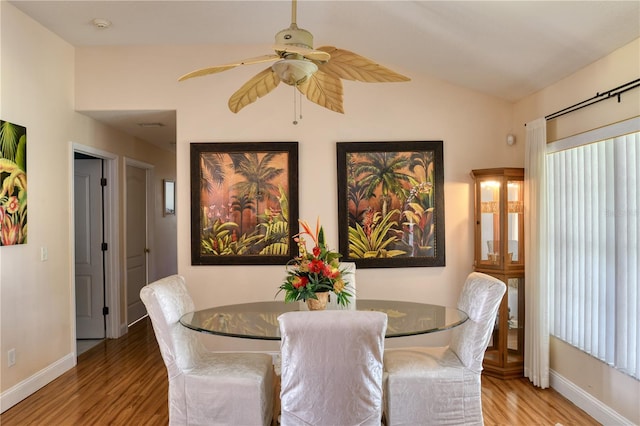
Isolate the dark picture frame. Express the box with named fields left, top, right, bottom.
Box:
left=337, top=141, right=445, bottom=268
left=190, top=142, right=299, bottom=265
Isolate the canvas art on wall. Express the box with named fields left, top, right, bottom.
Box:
left=0, top=120, right=27, bottom=246
left=190, top=142, right=299, bottom=265
left=337, top=141, right=445, bottom=268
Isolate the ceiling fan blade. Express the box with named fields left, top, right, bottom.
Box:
left=178, top=54, right=279, bottom=81
left=273, top=44, right=331, bottom=62
left=228, top=67, right=281, bottom=113
left=315, top=46, right=410, bottom=83
left=296, top=70, right=344, bottom=114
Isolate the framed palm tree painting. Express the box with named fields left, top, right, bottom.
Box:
left=190, top=142, right=299, bottom=265
left=337, top=141, right=445, bottom=268
left=0, top=120, right=27, bottom=246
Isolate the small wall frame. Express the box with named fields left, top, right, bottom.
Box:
left=163, top=179, right=175, bottom=216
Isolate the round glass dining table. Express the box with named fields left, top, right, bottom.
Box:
left=180, top=300, right=468, bottom=340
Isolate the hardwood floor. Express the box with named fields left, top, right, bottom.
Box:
left=1, top=318, right=599, bottom=425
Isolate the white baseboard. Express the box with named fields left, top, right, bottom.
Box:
left=119, top=321, right=129, bottom=338
left=0, top=353, right=76, bottom=413
left=550, top=369, right=634, bottom=425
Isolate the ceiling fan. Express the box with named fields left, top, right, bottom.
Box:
left=178, top=0, right=410, bottom=116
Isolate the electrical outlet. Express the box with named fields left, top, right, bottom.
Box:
left=40, top=246, right=48, bottom=262
left=8, top=348, right=16, bottom=367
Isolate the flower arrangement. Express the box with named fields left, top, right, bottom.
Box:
left=277, top=218, right=352, bottom=306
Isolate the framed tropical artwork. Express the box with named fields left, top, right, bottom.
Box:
left=336, top=141, right=445, bottom=268
left=0, top=120, right=27, bottom=246
left=190, top=142, right=299, bottom=265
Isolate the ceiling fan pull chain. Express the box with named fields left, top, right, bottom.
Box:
left=299, top=90, right=303, bottom=122
left=293, top=84, right=298, bottom=125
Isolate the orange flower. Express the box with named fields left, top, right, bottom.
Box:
left=326, top=265, right=340, bottom=279
left=309, top=259, right=325, bottom=273
left=292, top=276, right=309, bottom=289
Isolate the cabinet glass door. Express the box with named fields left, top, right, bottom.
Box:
left=479, top=179, right=501, bottom=265
left=507, top=277, right=524, bottom=357
left=507, top=180, right=524, bottom=266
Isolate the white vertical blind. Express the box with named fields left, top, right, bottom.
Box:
left=546, top=118, right=639, bottom=379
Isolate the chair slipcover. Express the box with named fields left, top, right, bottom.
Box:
left=383, top=272, right=506, bottom=426
left=278, top=310, right=388, bottom=426
left=140, top=275, right=274, bottom=426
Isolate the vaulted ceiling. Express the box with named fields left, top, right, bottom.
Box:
left=10, top=0, right=640, bottom=147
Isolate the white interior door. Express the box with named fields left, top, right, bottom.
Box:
left=126, top=164, right=148, bottom=324
left=74, top=158, right=105, bottom=339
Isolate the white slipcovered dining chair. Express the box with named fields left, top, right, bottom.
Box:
left=383, top=272, right=506, bottom=426
left=140, top=275, right=274, bottom=426
left=278, top=310, right=388, bottom=426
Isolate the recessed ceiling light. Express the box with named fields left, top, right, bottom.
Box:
left=92, top=18, right=112, bottom=29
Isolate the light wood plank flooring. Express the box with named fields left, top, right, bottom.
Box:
left=1, top=318, right=599, bottom=425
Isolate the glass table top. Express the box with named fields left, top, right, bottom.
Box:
left=180, top=300, right=468, bottom=340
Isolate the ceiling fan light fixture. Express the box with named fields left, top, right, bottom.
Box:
left=178, top=0, right=409, bottom=117
left=272, top=59, right=318, bottom=85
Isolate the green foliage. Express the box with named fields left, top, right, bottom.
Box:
left=354, top=152, right=413, bottom=216
left=229, top=152, right=284, bottom=217
left=260, top=242, right=289, bottom=255
left=348, top=209, right=406, bottom=258
left=256, top=190, right=290, bottom=255
left=200, top=153, right=225, bottom=195
left=200, top=219, right=239, bottom=255
left=259, top=218, right=288, bottom=244
left=402, top=202, right=435, bottom=248
left=0, top=121, right=19, bottom=162
left=276, top=185, right=289, bottom=219
left=15, top=135, right=27, bottom=172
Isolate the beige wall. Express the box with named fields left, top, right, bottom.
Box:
left=0, top=2, right=176, bottom=408
left=514, top=38, right=640, bottom=425
left=1, top=0, right=76, bottom=397
left=3, top=0, right=637, bottom=421
left=73, top=43, right=519, bottom=355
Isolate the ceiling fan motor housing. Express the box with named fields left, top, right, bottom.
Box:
left=275, top=24, right=313, bottom=50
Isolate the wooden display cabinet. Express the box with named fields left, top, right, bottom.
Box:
left=470, top=168, right=524, bottom=379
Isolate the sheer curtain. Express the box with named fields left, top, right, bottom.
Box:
left=524, top=117, right=550, bottom=388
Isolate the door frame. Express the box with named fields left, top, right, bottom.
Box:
left=124, top=157, right=154, bottom=325
left=71, top=143, right=122, bottom=341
